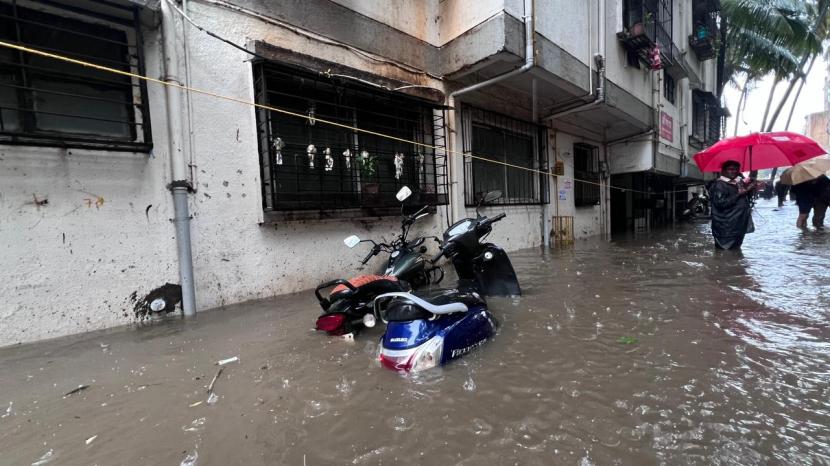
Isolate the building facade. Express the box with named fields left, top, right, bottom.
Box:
left=0, top=0, right=722, bottom=346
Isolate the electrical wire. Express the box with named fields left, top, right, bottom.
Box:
left=163, top=0, right=270, bottom=61
left=0, top=40, right=696, bottom=196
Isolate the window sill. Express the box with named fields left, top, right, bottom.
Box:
left=0, top=135, right=152, bottom=153
left=260, top=206, right=438, bottom=224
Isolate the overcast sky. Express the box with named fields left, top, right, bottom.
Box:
left=723, top=56, right=828, bottom=136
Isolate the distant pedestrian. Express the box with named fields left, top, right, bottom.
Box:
left=810, top=175, right=830, bottom=228
left=775, top=181, right=790, bottom=208
left=708, top=160, right=758, bottom=250
left=791, top=178, right=820, bottom=228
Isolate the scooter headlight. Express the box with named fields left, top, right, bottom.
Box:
left=362, top=313, right=376, bottom=328
left=409, top=336, right=444, bottom=372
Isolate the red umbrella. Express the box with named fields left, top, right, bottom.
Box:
left=693, top=132, right=826, bottom=172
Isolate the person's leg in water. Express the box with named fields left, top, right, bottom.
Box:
left=812, top=199, right=828, bottom=228
left=796, top=199, right=813, bottom=228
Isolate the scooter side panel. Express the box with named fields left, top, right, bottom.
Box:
left=383, top=319, right=441, bottom=350
left=440, top=307, right=495, bottom=364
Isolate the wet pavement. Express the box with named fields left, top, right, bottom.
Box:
left=1, top=199, right=828, bottom=465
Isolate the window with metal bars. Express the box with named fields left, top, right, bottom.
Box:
left=690, top=90, right=722, bottom=148
left=574, top=143, right=601, bottom=207
left=0, top=0, right=151, bottom=151
left=253, top=62, right=448, bottom=213
left=663, top=69, right=675, bottom=105
left=461, top=106, right=548, bottom=206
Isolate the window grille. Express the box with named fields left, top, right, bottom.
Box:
left=663, top=69, right=675, bottom=105
left=461, top=105, right=548, bottom=206
left=691, top=90, right=722, bottom=148
left=574, top=143, right=601, bottom=207
left=0, top=0, right=151, bottom=151
left=253, top=62, right=448, bottom=213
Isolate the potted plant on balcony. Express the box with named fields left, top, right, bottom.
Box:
left=358, top=150, right=380, bottom=204
left=630, top=12, right=652, bottom=37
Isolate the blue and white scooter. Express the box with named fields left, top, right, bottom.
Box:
left=372, top=191, right=520, bottom=372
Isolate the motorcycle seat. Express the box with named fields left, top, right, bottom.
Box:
left=376, top=288, right=486, bottom=322
left=329, top=275, right=405, bottom=300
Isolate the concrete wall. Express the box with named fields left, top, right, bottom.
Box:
left=330, top=0, right=440, bottom=44
left=551, top=130, right=609, bottom=239
left=0, top=28, right=177, bottom=345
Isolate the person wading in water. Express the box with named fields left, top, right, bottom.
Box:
left=708, top=160, right=760, bottom=250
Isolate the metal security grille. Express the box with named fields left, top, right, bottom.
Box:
left=574, top=143, right=601, bottom=207
left=0, top=0, right=151, bottom=151
left=690, top=90, right=722, bottom=148
left=253, top=63, right=448, bottom=213
left=461, top=106, right=548, bottom=206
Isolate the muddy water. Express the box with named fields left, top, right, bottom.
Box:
left=1, top=199, right=828, bottom=465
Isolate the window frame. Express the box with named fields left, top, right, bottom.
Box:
left=460, top=105, right=549, bottom=207
left=252, top=61, right=448, bottom=215
left=663, top=69, right=675, bottom=105
left=0, top=0, right=152, bottom=152
left=574, top=143, right=601, bottom=207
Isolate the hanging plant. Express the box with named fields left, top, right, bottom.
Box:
left=358, top=150, right=377, bottom=179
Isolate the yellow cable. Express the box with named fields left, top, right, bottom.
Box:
left=0, top=40, right=694, bottom=196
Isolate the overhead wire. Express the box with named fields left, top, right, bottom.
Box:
left=0, top=39, right=697, bottom=197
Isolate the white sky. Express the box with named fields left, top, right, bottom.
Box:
left=723, top=55, right=828, bottom=136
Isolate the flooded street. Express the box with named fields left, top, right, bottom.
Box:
left=1, top=199, right=828, bottom=465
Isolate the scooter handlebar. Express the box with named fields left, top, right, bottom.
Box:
left=429, top=248, right=444, bottom=264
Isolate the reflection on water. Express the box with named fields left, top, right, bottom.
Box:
left=0, top=200, right=827, bottom=465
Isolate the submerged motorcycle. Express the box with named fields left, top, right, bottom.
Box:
left=373, top=190, right=520, bottom=372
left=314, top=186, right=442, bottom=336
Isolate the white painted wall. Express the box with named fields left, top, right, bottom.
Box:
left=0, top=28, right=178, bottom=346
left=550, top=131, right=609, bottom=239
left=330, top=0, right=441, bottom=45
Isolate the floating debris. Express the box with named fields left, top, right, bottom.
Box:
left=2, top=401, right=12, bottom=418
left=189, top=401, right=203, bottom=408
left=215, top=356, right=238, bottom=366
left=63, top=384, right=90, bottom=398
left=206, top=392, right=219, bottom=405
left=85, top=435, right=97, bottom=445
left=180, top=450, right=198, bottom=466
left=207, top=367, right=223, bottom=394
left=31, top=449, right=54, bottom=466
left=617, top=336, right=639, bottom=345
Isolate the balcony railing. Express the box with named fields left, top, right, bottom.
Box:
left=689, top=11, right=718, bottom=61
left=618, top=0, right=674, bottom=69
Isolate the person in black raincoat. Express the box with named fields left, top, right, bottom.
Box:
left=708, top=160, right=759, bottom=250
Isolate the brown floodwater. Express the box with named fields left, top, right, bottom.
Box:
left=1, top=199, right=828, bottom=465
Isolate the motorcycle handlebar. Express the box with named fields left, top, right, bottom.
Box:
left=360, top=246, right=377, bottom=265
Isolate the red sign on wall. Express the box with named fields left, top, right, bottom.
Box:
left=660, top=112, right=673, bottom=142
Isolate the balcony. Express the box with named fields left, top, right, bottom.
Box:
left=618, top=0, right=674, bottom=69
left=689, top=12, right=718, bottom=61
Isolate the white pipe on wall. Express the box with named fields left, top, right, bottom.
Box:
left=161, top=0, right=196, bottom=317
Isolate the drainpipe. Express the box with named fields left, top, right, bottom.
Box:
left=161, top=0, right=197, bottom=317
left=446, top=0, right=535, bottom=222
left=544, top=53, right=606, bottom=120
left=543, top=0, right=600, bottom=113
left=450, top=0, right=535, bottom=101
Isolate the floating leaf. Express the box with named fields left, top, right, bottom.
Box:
left=617, top=336, right=639, bottom=345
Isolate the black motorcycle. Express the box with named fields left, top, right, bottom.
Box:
left=314, top=187, right=442, bottom=336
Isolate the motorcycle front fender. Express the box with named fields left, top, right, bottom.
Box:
left=474, top=244, right=521, bottom=296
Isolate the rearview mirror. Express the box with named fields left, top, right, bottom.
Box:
left=482, top=190, right=502, bottom=203
left=343, top=235, right=361, bottom=248
left=396, top=186, right=412, bottom=202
